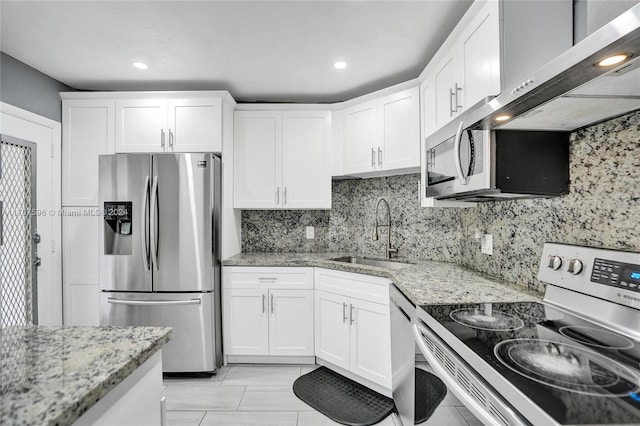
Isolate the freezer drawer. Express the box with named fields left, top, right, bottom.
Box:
left=100, top=292, right=220, bottom=373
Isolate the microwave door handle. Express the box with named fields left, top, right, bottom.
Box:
left=453, top=121, right=468, bottom=185
left=141, top=175, right=151, bottom=271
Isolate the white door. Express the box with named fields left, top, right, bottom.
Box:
left=343, top=100, right=378, bottom=174
left=281, top=111, right=331, bottom=208
left=115, top=99, right=166, bottom=153
left=462, top=2, right=501, bottom=110
left=434, top=55, right=460, bottom=129
left=421, top=79, right=437, bottom=139
left=233, top=111, right=281, bottom=208
left=224, top=289, right=269, bottom=355
left=62, top=99, right=115, bottom=206
left=315, top=290, right=350, bottom=369
left=378, top=87, right=420, bottom=171
left=268, top=289, right=314, bottom=356
left=168, top=98, right=222, bottom=153
left=62, top=212, right=100, bottom=326
left=0, top=103, right=62, bottom=325
left=349, top=298, right=392, bottom=388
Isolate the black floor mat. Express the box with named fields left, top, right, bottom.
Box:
left=415, top=368, right=447, bottom=424
left=293, top=366, right=395, bottom=426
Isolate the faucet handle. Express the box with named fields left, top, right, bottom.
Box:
left=388, top=247, right=399, bottom=259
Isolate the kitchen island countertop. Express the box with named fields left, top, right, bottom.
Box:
left=0, top=326, right=171, bottom=426
left=223, top=252, right=541, bottom=306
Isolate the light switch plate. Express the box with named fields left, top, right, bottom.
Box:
left=305, top=226, right=315, bottom=239
left=481, top=234, right=493, bottom=255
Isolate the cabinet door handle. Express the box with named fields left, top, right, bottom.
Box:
left=160, top=129, right=166, bottom=149
left=283, top=187, right=287, bottom=205
left=450, top=88, right=456, bottom=116
left=276, top=187, right=280, bottom=205
left=342, top=302, right=348, bottom=323
left=371, top=148, right=375, bottom=167
left=168, top=129, right=174, bottom=150
left=271, top=294, right=274, bottom=314
left=262, top=294, right=266, bottom=313
left=455, top=83, right=463, bottom=112
left=377, top=147, right=382, bottom=167
left=350, top=304, right=355, bottom=325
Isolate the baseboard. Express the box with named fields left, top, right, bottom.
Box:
left=225, top=355, right=316, bottom=364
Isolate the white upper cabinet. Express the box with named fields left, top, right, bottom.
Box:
left=62, top=99, right=115, bottom=206
left=420, top=0, right=572, bottom=137
left=233, top=111, right=280, bottom=209
left=342, top=86, right=420, bottom=177
left=115, top=96, right=222, bottom=153
left=343, top=100, right=380, bottom=174
left=233, top=109, right=331, bottom=209
left=168, top=98, right=223, bottom=152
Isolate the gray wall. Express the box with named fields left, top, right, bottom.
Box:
left=0, top=52, right=74, bottom=122
left=241, top=110, right=640, bottom=294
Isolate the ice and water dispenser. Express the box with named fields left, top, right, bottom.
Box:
left=103, top=202, right=133, bottom=255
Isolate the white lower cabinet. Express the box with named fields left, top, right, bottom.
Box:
left=222, top=267, right=314, bottom=358
left=314, top=269, right=392, bottom=391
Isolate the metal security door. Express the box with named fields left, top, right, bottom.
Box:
left=0, top=134, right=38, bottom=326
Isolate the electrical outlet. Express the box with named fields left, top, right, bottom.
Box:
left=481, top=234, right=493, bottom=255
left=305, top=226, right=315, bottom=239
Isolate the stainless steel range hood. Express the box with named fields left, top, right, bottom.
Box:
left=444, top=3, right=640, bottom=134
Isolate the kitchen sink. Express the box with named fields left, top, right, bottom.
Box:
left=330, top=256, right=414, bottom=270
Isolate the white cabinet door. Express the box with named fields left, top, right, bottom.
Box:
left=461, top=2, right=501, bottom=110
left=315, top=290, right=350, bottom=370
left=268, top=289, right=314, bottom=356
left=349, top=298, right=392, bottom=389
left=168, top=98, right=222, bottom=153
left=434, top=54, right=461, bottom=130
left=115, top=99, right=166, bottom=153
left=343, top=100, right=379, bottom=174
left=281, top=111, right=331, bottom=209
left=421, top=78, right=437, bottom=140
left=378, top=87, right=420, bottom=171
left=62, top=100, right=115, bottom=206
left=233, top=111, right=281, bottom=208
left=224, top=289, right=269, bottom=355
left=62, top=212, right=100, bottom=325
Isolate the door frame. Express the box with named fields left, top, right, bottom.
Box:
left=0, top=102, right=62, bottom=325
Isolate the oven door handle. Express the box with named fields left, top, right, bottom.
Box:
left=413, top=322, right=523, bottom=426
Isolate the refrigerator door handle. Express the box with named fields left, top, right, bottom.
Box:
left=150, top=175, right=160, bottom=270
left=142, top=175, right=151, bottom=271
left=107, top=297, right=201, bottom=306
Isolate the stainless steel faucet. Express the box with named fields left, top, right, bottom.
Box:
left=372, top=197, right=398, bottom=259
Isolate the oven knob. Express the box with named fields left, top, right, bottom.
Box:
left=548, top=255, right=563, bottom=270
left=567, top=259, right=583, bottom=275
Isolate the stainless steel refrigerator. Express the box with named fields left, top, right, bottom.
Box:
left=98, top=153, right=222, bottom=373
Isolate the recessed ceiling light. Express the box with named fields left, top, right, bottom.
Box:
left=133, top=62, right=148, bottom=70
left=495, top=114, right=511, bottom=122
left=333, top=61, right=347, bottom=70
left=597, top=54, right=628, bottom=67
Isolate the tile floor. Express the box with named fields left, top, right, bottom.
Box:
left=162, top=363, right=482, bottom=426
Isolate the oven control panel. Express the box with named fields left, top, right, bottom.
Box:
left=539, top=243, right=640, bottom=310
left=591, top=258, right=640, bottom=293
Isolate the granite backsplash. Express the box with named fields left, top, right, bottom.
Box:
left=241, top=111, right=640, bottom=292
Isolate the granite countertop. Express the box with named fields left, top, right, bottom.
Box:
left=0, top=326, right=172, bottom=426
left=223, top=252, right=542, bottom=306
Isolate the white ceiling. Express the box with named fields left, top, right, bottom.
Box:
left=0, top=0, right=473, bottom=103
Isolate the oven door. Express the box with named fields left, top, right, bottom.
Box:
left=425, top=122, right=491, bottom=199
left=413, top=318, right=529, bottom=426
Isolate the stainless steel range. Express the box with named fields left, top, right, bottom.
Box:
left=414, top=243, right=640, bottom=425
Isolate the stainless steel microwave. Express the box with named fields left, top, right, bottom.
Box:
left=425, top=123, right=570, bottom=202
